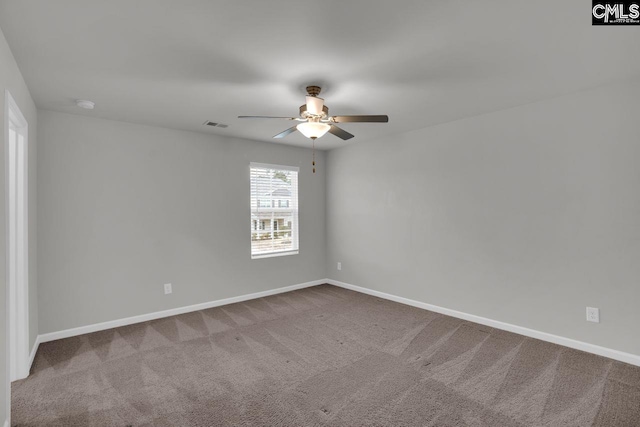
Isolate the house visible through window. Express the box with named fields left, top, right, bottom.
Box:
left=250, top=163, right=299, bottom=258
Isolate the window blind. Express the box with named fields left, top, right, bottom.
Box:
left=250, top=163, right=299, bottom=258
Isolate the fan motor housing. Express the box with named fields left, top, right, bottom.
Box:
left=300, top=104, right=328, bottom=119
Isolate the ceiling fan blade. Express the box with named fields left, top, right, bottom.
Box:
left=238, top=116, right=297, bottom=119
left=330, top=115, right=389, bottom=123
left=328, top=125, right=355, bottom=140
left=273, top=126, right=298, bottom=139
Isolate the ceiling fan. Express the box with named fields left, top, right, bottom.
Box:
left=238, top=86, right=389, bottom=141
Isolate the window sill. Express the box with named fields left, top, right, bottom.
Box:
left=251, top=250, right=299, bottom=260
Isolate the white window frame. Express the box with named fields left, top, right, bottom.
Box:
left=249, top=162, right=299, bottom=259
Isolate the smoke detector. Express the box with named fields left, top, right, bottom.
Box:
left=76, top=100, right=95, bottom=110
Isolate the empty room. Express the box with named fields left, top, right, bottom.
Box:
left=1, top=1, right=640, bottom=426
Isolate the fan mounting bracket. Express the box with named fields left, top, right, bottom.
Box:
left=306, top=86, right=322, bottom=97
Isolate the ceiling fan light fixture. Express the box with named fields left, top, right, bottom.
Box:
left=238, top=85, right=388, bottom=145
left=297, top=122, right=330, bottom=139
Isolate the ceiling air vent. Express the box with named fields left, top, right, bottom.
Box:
left=203, top=121, right=228, bottom=128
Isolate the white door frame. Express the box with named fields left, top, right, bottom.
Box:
left=4, top=90, right=29, bottom=384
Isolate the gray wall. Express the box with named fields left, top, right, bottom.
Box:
left=37, top=110, right=325, bottom=334
left=0, top=25, right=38, bottom=425
left=326, top=79, right=640, bottom=356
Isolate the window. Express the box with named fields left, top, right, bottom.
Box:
left=250, top=163, right=299, bottom=258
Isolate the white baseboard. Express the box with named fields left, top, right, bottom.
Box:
left=27, top=335, right=41, bottom=372
left=38, top=279, right=326, bottom=344
left=11, top=336, right=40, bottom=382
left=326, top=279, right=640, bottom=367
left=33, top=278, right=640, bottom=369
left=4, top=419, right=9, bottom=427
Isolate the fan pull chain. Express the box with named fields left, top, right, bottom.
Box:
left=312, top=139, right=316, bottom=173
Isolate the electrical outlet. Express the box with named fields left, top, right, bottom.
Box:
left=337, top=262, right=342, bottom=271
left=586, top=307, right=599, bottom=323
left=164, top=283, right=172, bottom=295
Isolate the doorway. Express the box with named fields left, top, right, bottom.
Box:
left=5, top=90, right=29, bottom=382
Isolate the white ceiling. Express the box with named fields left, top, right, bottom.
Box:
left=1, top=0, right=639, bottom=150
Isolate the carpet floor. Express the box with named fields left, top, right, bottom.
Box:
left=12, top=284, right=640, bottom=426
